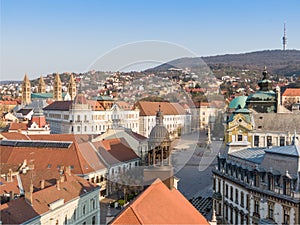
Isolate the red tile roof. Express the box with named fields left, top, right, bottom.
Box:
left=8, top=122, right=28, bottom=131
left=43, top=101, right=73, bottom=111
left=87, top=100, right=105, bottom=111
left=0, top=132, right=30, bottom=140
left=0, top=172, right=99, bottom=224
left=111, top=179, right=209, bottom=225
left=136, top=101, right=186, bottom=116
left=92, top=138, right=139, bottom=166
left=282, top=88, right=300, bottom=96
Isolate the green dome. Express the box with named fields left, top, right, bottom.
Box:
left=228, top=96, right=248, bottom=109
left=246, top=91, right=276, bottom=102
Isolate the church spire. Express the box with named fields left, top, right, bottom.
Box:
left=53, top=73, right=62, bottom=101
left=68, top=74, right=77, bottom=100
left=38, top=75, right=46, bottom=93
left=21, top=73, right=31, bottom=105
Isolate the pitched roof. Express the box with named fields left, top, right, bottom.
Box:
left=0, top=132, right=30, bottom=140
left=92, top=138, right=139, bottom=166
left=16, top=108, right=33, bottom=116
left=9, top=122, right=28, bottom=131
left=253, top=113, right=300, bottom=132
left=136, top=101, right=186, bottom=116
left=111, top=179, right=209, bottom=225
left=43, top=101, right=73, bottom=111
left=0, top=136, right=96, bottom=175
left=87, top=100, right=105, bottom=111
left=282, top=88, right=300, bottom=96
left=0, top=173, right=99, bottom=224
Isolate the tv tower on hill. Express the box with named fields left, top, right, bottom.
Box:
left=282, top=22, right=287, bottom=50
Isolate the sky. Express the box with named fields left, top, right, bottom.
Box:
left=1, top=0, right=300, bottom=80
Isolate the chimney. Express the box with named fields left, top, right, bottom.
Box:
left=65, top=166, right=71, bottom=176
left=56, top=179, right=61, bottom=190
left=25, top=183, right=33, bottom=205
left=6, top=169, right=13, bottom=182
left=40, top=179, right=45, bottom=189
left=9, top=191, right=14, bottom=201
left=60, top=174, right=65, bottom=183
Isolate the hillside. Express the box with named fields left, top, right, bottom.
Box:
left=148, top=50, right=300, bottom=77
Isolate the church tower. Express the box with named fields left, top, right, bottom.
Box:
left=38, top=75, right=46, bottom=93
left=68, top=74, right=76, bottom=100
left=53, top=73, right=62, bottom=101
left=21, top=73, right=31, bottom=105
left=144, top=106, right=174, bottom=189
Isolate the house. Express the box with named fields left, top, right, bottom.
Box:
left=0, top=166, right=100, bottom=225
left=8, top=108, right=50, bottom=135
left=43, top=94, right=139, bottom=134
left=135, top=101, right=191, bottom=138
left=212, top=135, right=300, bottom=225
left=0, top=133, right=140, bottom=198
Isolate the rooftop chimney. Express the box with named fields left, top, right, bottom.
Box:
left=56, top=179, right=61, bottom=190
left=65, top=166, right=71, bottom=176
left=25, top=183, right=33, bottom=205
left=40, top=179, right=45, bottom=189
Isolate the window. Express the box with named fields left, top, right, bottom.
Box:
left=238, top=135, right=243, bottom=141
left=230, top=186, right=233, bottom=201
left=225, top=184, right=228, bottom=198
left=92, top=216, right=96, bottom=225
left=83, top=205, right=86, bottom=215
left=235, top=189, right=238, bottom=203
left=254, top=200, right=260, bottom=214
left=254, top=135, right=259, bottom=146
left=283, top=208, right=290, bottom=225
left=268, top=174, right=275, bottom=191
left=240, top=192, right=244, bottom=207
left=77, top=115, right=80, bottom=121
left=77, top=126, right=80, bottom=132
left=267, top=136, right=272, bottom=146
left=91, top=199, right=95, bottom=209
left=64, top=215, right=67, bottom=225
left=268, top=203, right=274, bottom=220
left=283, top=178, right=291, bottom=196
left=280, top=137, right=285, bottom=146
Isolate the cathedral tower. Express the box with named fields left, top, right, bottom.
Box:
left=53, top=73, right=62, bottom=101
left=68, top=74, right=76, bottom=100
left=38, top=75, right=46, bottom=93
left=21, top=73, right=31, bottom=105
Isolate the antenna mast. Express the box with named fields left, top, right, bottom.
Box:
left=282, top=22, right=287, bottom=51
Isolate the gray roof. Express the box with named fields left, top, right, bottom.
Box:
left=229, top=148, right=265, bottom=164
left=264, top=145, right=300, bottom=157
left=253, top=113, right=300, bottom=132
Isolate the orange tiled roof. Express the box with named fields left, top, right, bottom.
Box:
left=0, top=173, right=99, bottom=224
left=87, top=100, right=105, bottom=111
left=111, top=179, right=209, bottom=225
left=136, top=101, right=186, bottom=116
left=0, top=100, right=18, bottom=105
left=9, top=123, right=28, bottom=131
left=0, top=132, right=30, bottom=140
left=282, top=88, right=300, bottom=96
left=92, top=138, right=139, bottom=166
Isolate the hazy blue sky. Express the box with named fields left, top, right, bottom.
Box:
left=1, top=0, right=300, bottom=80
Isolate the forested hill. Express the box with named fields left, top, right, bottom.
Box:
left=148, top=50, right=300, bottom=76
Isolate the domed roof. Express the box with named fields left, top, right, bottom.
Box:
left=149, top=106, right=170, bottom=144
left=149, top=125, right=170, bottom=143
left=73, top=93, right=87, bottom=104
left=246, top=91, right=276, bottom=102
left=228, top=96, right=248, bottom=109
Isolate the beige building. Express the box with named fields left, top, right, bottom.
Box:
left=213, top=137, right=300, bottom=225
